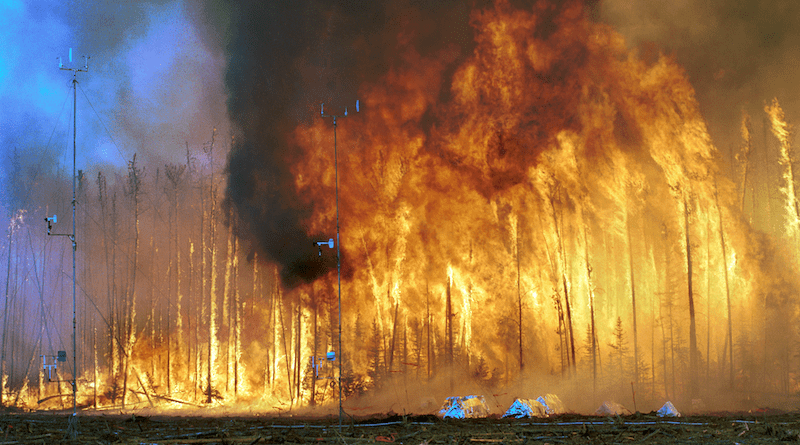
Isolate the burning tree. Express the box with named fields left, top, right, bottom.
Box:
left=0, top=0, right=798, bottom=414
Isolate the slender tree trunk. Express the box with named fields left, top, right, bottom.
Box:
left=206, top=129, right=218, bottom=404
left=516, top=217, right=523, bottom=372
left=549, top=189, right=575, bottom=371
left=206, top=190, right=218, bottom=403
left=426, top=283, right=432, bottom=380
left=446, top=272, right=453, bottom=390
left=627, top=213, right=638, bottom=385
left=389, top=300, right=399, bottom=373
left=1, top=216, right=15, bottom=407
left=166, top=190, right=173, bottom=395
left=706, top=217, right=712, bottom=382
left=739, top=113, right=752, bottom=213
left=111, top=193, right=120, bottom=395
left=188, top=241, right=195, bottom=397
left=684, top=196, right=698, bottom=398
left=232, top=237, right=241, bottom=398
left=714, top=188, right=734, bottom=387
left=223, top=224, right=233, bottom=393
left=149, top=215, right=157, bottom=386
left=123, top=154, right=143, bottom=408
left=295, top=299, right=301, bottom=402
left=582, top=223, right=598, bottom=399
left=310, top=290, right=317, bottom=406
left=278, top=286, right=293, bottom=406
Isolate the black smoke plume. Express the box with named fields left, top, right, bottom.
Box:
left=221, top=0, right=474, bottom=287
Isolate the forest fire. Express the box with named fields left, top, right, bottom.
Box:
left=2, top=0, right=800, bottom=417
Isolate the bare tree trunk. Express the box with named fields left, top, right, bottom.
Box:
left=278, top=286, right=293, bottom=406
left=123, top=154, right=143, bottom=408
left=446, top=272, right=453, bottom=390
left=582, top=223, right=598, bottom=399
left=551, top=192, right=575, bottom=371
left=684, top=196, right=698, bottom=398
left=426, top=283, right=432, bottom=380
left=206, top=189, right=218, bottom=403
left=111, top=193, right=120, bottom=396
left=705, top=217, right=712, bottom=382
left=389, top=300, right=399, bottom=373
left=205, top=128, right=219, bottom=404
left=310, top=289, right=317, bottom=406
left=714, top=188, right=734, bottom=387
left=149, top=208, right=157, bottom=386
left=188, top=241, right=195, bottom=398
left=1, top=215, right=15, bottom=407
left=223, top=223, right=233, bottom=393
left=627, top=213, right=638, bottom=385
left=739, top=113, right=752, bottom=213
left=295, top=299, right=302, bottom=402
left=233, top=238, right=241, bottom=398
left=516, top=217, right=523, bottom=373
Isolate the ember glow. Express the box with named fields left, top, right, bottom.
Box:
left=3, top=0, right=800, bottom=415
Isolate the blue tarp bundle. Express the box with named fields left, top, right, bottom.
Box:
left=502, top=398, right=547, bottom=418
left=656, top=401, right=680, bottom=417
left=502, top=394, right=566, bottom=418
left=438, top=395, right=490, bottom=419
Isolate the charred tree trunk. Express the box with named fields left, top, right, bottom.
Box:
left=310, top=289, right=318, bottom=406
left=232, top=237, right=241, bottom=398
left=389, top=300, right=399, bottom=373
left=1, top=214, right=15, bottom=407
left=547, top=186, right=575, bottom=372
left=446, top=273, right=453, bottom=389
left=165, top=163, right=186, bottom=395
left=123, top=154, right=143, bottom=408
left=554, top=199, right=576, bottom=371
left=627, top=214, right=638, bottom=385
left=582, top=224, right=598, bottom=398
left=739, top=113, right=752, bottom=213
left=714, top=188, right=734, bottom=387
left=223, top=220, right=235, bottom=395
left=684, top=196, right=698, bottom=398
left=188, top=241, right=196, bottom=398
left=206, top=181, right=218, bottom=404
left=516, top=218, right=523, bottom=373
left=278, top=286, right=293, bottom=406
left=426, top=283, right=432, bottom=380
left=294, top=298, right=301, bottom=403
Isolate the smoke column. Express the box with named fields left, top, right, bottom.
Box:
left=222, top=0, right=474, bottom=287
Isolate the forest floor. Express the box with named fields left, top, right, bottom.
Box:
left=1, top=410, right=799, bottom=444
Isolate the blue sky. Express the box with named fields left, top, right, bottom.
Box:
left=0, top=0, right=229, bottom=210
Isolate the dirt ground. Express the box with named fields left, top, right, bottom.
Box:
left=1, top=410, right=799, bottom=444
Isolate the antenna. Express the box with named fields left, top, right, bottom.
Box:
left=55, top=48, right=88, bottom=439
left=318, top=99, right=360, bottom=430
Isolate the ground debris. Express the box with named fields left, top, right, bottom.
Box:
left=0, top=412, right=798, bottom=444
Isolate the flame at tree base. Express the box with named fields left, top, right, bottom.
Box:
left=4, top=0, right=800, bottom=416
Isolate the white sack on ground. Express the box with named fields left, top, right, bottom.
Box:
left=595, top=401, right=631, bottom=416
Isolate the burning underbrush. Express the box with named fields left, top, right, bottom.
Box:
left=3, top=0, right=800, bottom=417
